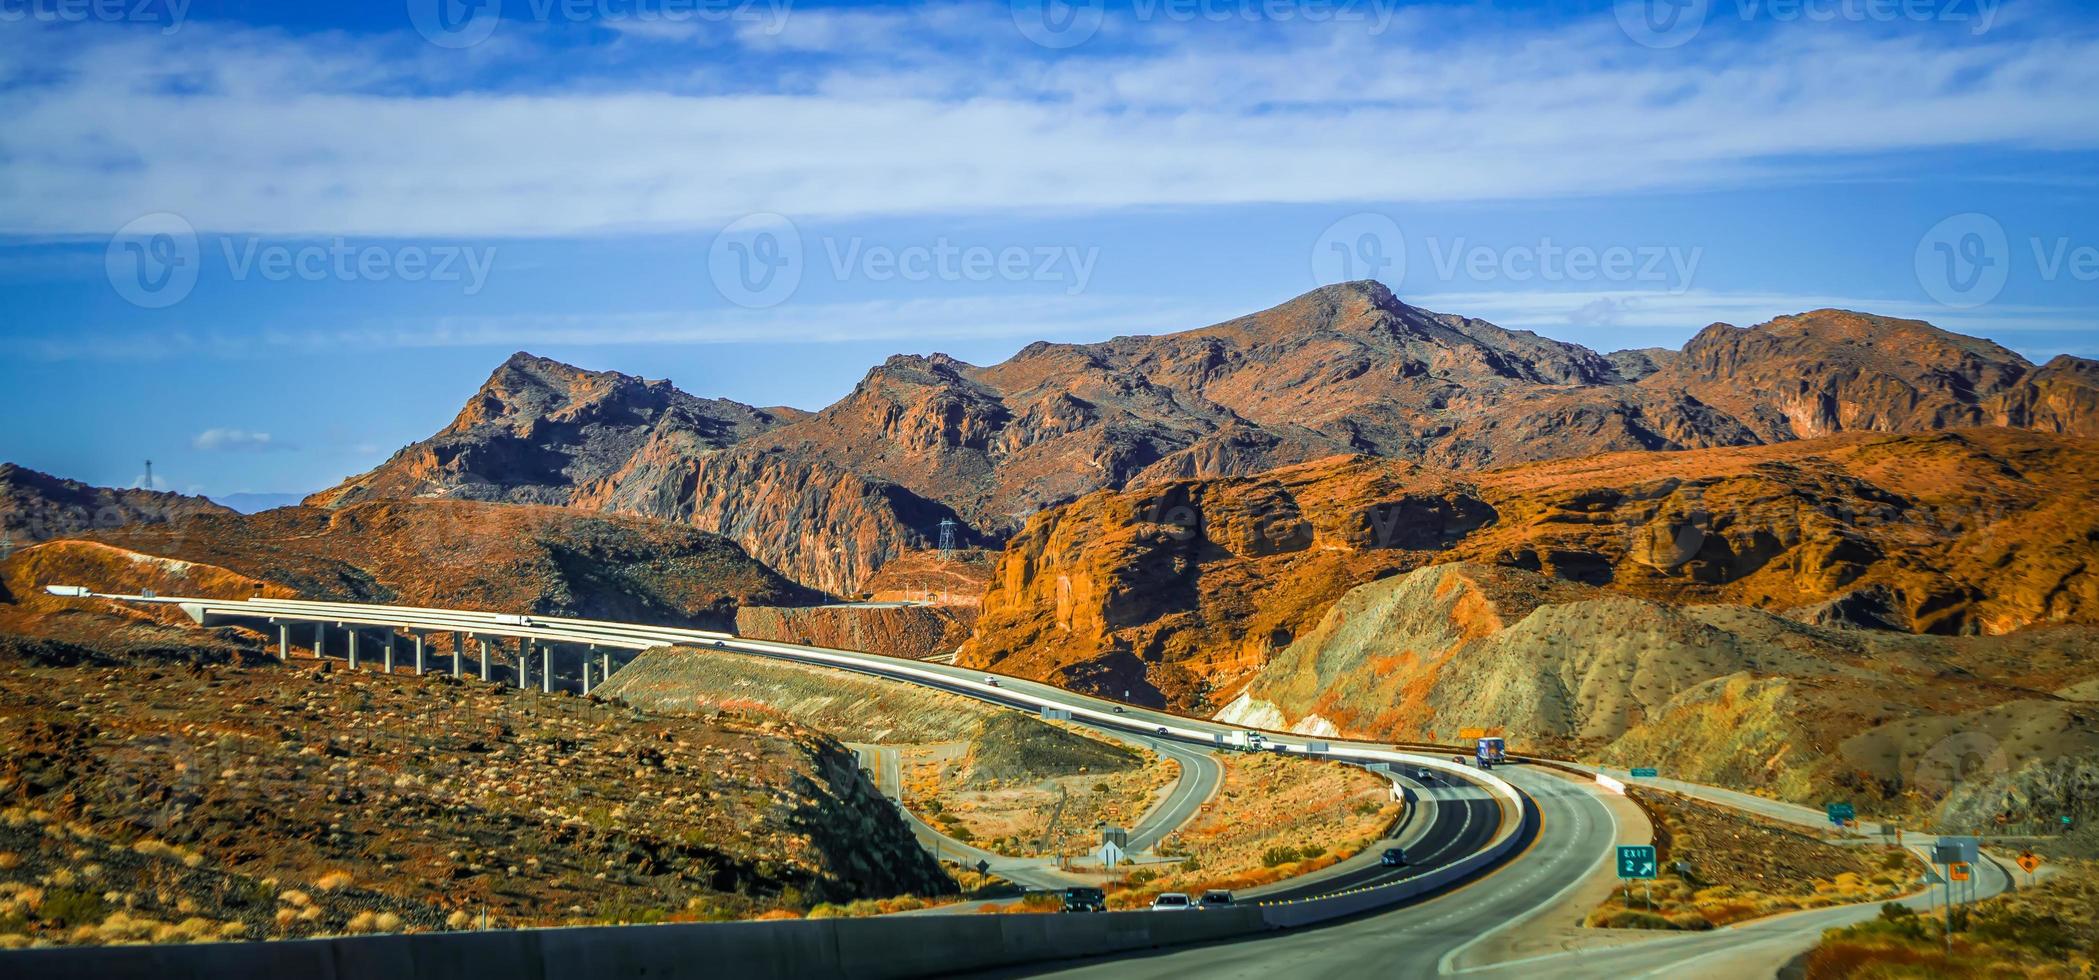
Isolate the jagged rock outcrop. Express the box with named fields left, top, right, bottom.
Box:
left=308, top=352, right=800, bottom=508
left=1, top=463, right=233, bottom=545
left=305, top=284, right=2098, bottom=592
left=960, top=429, right=2099, bottom=710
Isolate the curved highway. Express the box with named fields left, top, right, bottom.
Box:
left=1252, top=779, right=1503, bottom=904
left=71, top=589, right=1529, bottom=912
left=47, top=587, right=2013, bottom=979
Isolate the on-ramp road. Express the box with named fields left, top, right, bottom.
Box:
left=964, top=765, right=1617, bottom=979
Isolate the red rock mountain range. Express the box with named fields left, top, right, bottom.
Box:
left=305, top=281, right=2099, bottom=594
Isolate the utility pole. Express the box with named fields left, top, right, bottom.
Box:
left=142, top=459, right=153, bottom=490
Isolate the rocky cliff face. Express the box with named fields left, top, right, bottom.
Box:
left=308, top=352, right=801, bottom=508
left=1218, top=561, right=2099, bottom=820
left=959, top=429, right=2099, bottom=710
left=1, top=463, right=234, bottom=545
left=306, top=284, right=2097, bottom=592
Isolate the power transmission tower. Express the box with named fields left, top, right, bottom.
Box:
left=937, top=518, right=957, bottom=560
left=142, top=459, right=154, bottom=490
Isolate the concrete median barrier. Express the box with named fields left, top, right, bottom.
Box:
left=3, top=906, right=1273, bottom=980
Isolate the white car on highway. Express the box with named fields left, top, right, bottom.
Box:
left=1149, top=892, right=1194, bottom=911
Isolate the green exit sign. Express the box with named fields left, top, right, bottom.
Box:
left=1617, top=844, right=1657, bottom=880
left=1630, top=767, right=1658, bottom=778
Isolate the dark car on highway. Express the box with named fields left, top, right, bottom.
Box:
left=1062, top=887, right=1107, bottom=913
left=1200, top=890, right=1234, bottom=909
left=1380, top=847, right=1408, bottom=867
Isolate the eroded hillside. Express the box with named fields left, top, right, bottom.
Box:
left=959, top=429, right=2099, bottom=709
left=1222, top=562, right=2099, bottom=824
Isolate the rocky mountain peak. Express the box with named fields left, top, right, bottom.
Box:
left=310, top=284, right=2097, bottom=593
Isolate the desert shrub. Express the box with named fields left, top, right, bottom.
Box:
left=1261, top=845, right=1302, bottom=868
left=1595, top=909, right=1675, bottom=930
left=38, top=888, right=106, bottom=929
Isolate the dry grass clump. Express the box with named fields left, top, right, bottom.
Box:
left=1102, top=752, right=1395, bottom=908
left=1586, top=790, right=1921, bottom=930
left=1806, top=863, right=2099, bottom=978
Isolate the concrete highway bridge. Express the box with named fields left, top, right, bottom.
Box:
left=8, top=588, right=2012, bottom=980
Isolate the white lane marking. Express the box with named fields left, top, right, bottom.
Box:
left=1438, top=775, right=1617, bottom=974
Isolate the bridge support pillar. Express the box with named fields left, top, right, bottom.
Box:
left=541, top=645, right=552, bottom=694
left=383, top=632, right=395, bottom=673
left=347, top=629, right=360, bottom=671
left=413, top=634, right=427, bottom=676
left=315, top=623, right=326, bottom=659
left=517, top=640, right=529, bottom=690
left=479, top=639, right=491, bottom=682
left=451, top=633, right=463, bottom=678
left=581, top=662, right=592, bottom=696
left=600, top=652, right=612, bottom=684
left=277, top=623, right=290, bottom=662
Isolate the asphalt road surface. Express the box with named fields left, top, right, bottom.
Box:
left=962, top=765, right=1616, bottom=979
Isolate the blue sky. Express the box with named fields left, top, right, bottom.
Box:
left=2, top=0, right=2096, bottom=501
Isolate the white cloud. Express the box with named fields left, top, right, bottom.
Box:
left=1, top=12, right=2096, bottom=236
left=192, top=428, right=294, bottom=452
left=2, top=293, right=1232, bottom=360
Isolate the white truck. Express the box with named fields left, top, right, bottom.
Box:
left=1222, top=730, right=1268, bottom=752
